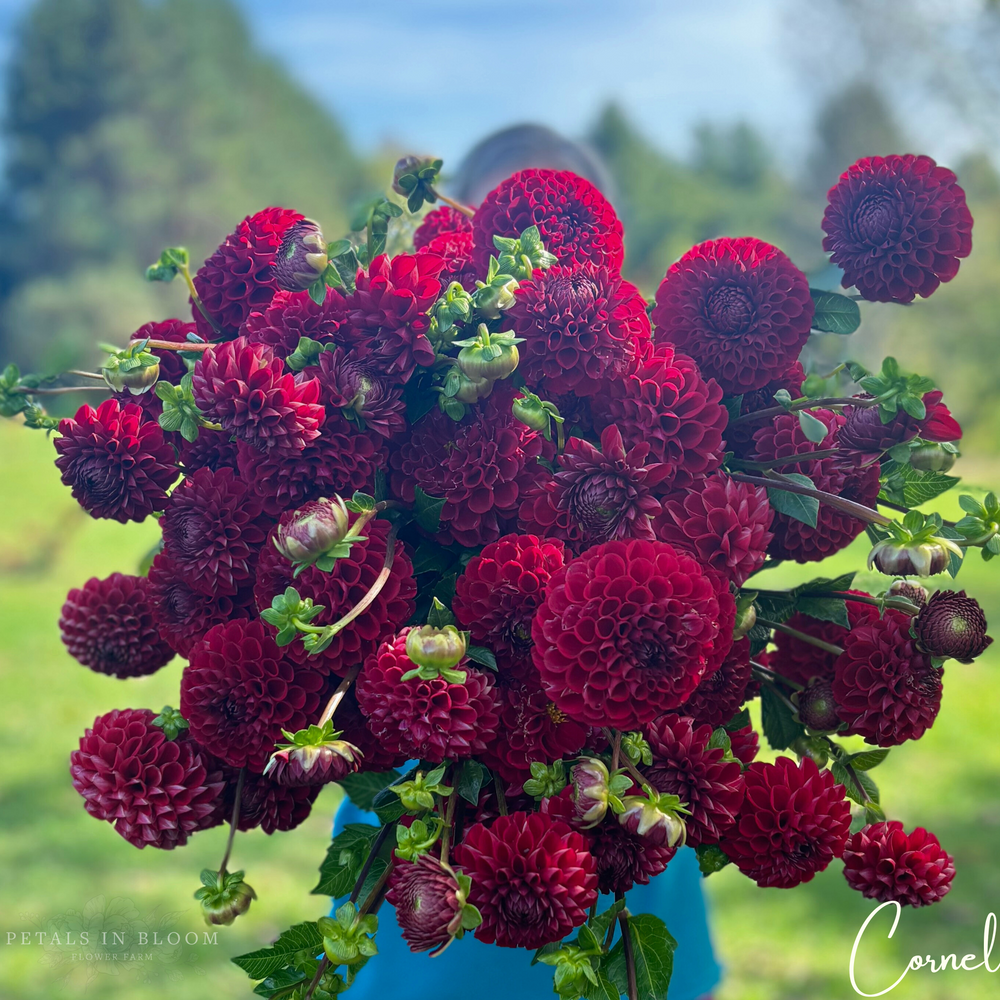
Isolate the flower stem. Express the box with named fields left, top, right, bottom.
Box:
left=729, top=395, right=880, bottom=428
left=428, top=187, right=476, bottom=219
left=730, top=472, right=893, bottom=526
left=439, top=781, right=458, bottom=867
left=877, top=497, right=957, bottom=529
left=218, top=768, right=245, bottom=876
left=178, top=262, right=223, bottom=337
left=756, top=618, right=844, bottom=656
left=750, top=588, right=921, bottom=617
left=318, top=664, right=361, bottom=726
left=753, top=673, right=801, bottom=715
left=349, top=821, right=394, bottom=905
left=618, top=905, right=638, bottom=1000
left=128, top=338, right=212, bottom=352
left=67, top=369, right=107, bottom=380
left=358, top=859, right=395, bottom=917
left=494, top=775, right=508, bottom=817
left=610, top=730, right=622, bottom=774
left=302, top=957, right=329, bottom=1000
left=821, top=736, right=871, bottom=804
left=13, top=385, right=109, bottom=394
left=731, top=448, right=841, bottom=471
left=750, top=661, right=804, bottom=692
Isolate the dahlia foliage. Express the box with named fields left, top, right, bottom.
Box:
left=5, top=151, right=997, bottom=1000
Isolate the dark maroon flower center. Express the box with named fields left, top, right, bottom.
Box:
left=851, top=193, right=900, bottom=246
left=705, top=283, right=755, bottom=335
left=566, top=474, right=630, bottom=536
left=547, top=273, right=599, bottom=311
left=631, top=636, right=674, bottom=673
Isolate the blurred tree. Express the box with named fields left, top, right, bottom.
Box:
left=693, top=121, right=771, bottom=189
left=0, top=0, right=368, bottom=370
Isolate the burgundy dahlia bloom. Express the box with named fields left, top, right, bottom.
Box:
left=160, top=466, right=271, bottom=597
left=334, top=687, right=408, bottom=771
left=347, top=253, right=443, bottom=381
left=386, top=855, right=469, bottom=955
left=531, top=539, right=736, bottom=729
left=728, top=724, right=760, bottom=767
left=519, top=424, right=669, bottom=552
left=842, top=822, right=955, bottom=907
left=681, top=637, right=754, bottom=729
left=914, top=589, right=992, bottom=662
left=355, top=629, right=500, bottom=763
left=591, top=344, right=727, bottom=492
left=472, top=169, right=624, bottom=274
left=70, top=708, right=225, bottom=849
left=180, top=619, right=327, bottom=772
left=254, top=514, right=415, bottom=673
left=752, top=409, right=881, bottom=563
left=507, top=264, right=650, bottom=396
left=654, top=473, right=774, bottom=586
left=822, top=155, right=973, bottom=303
left=314, top=347, right=407, bottom=439
left=243, top=286, right=348, bottom=359
left=413, top=205, right=473, bottom=249
left=645, top=714, right=745, bottom=846
left=724, top=360, right=805, bottom=459
left=192, top=338, right=324, bottom=453
left=832, top=609, right=943, bottom=746
left=455, top=811, right=598, bottom=949
left=651, top=237, right=814, bottom=394
left=60, top=573, right=174, bottom=678
left=146, top=553, right=254, bottom=657
left=228, top=768, right=320, bottom=834
left=721, top=756, right=851, bottom=888
left=178, top=428, right=240, bottom=473
left=192, top=206, right=304, bottom=337
left=419, top=228, right=479, bottom=292
left=389, top=385, right=546, bottom=547
left=453, top=533, right=565, bottom=657
left=585, top=817, right=676, bottom=895
left=54, top=399, right=178, bottom=522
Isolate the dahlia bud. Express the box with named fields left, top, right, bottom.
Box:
left=319, top=902, right=378, bottom=966
left=618, top=790, right=689, bottom=848
left=453, top=324, right=523, bottom=382
left=404, top=625, right=468, bottom=672
left=391, top=155, right=442, bottom=211
left=570, top=758, right=620, bottom=829
left=523, top=759, right=568, bottom=800
left=733, top=602, right=757, bottom=640
left=909, top=442, right=957, bottom=473
left=391, top=764, right=453, bottom=813
left=194, top=869, right=256, bottom=926
left=274, top=496, right=353, bottom=569
left=274, top=219, right=328, bottom=292
left=472, top=269, right=518, bottom=319
left=888, top=579, right=929, bottom=608
left=914, top=590, right=993, bottom=663
left=264, top=721, right=362, bottom=786
left=789, top=735, right=830, bottom=769
left=442, top=365, right=494, bottom=405
left=794, top=678, right=841, bottom=732
left=511, top=390, right=564, bottom=443
left=101, top=340, right=160, bottom=395
left=868, top=514, right=964, bottom=578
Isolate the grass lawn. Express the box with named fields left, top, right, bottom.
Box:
left=1, top=418, right=998, bottom=999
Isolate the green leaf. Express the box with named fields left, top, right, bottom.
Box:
left=338, top=770, right=401, bottom=811
left=878, top=461, right=960, bottom=508
left=794, top=596, right=849, bottom=628
left=810, top=288, right=861, bottom=334
left=466, top=645, right=497, bottom=671
left=723, top=708, right=751, bottom=732
left=454, top=759, right=487, bottom=805
left=722, top=395, right=744, bottom=424
left=232, top=922, right=324, bottom=981
left=766, top=473, right=819, bottom=529
left=760, top=683, right=806, bottom=751
left=832, top=762, right=880, bottom=806
left=848, top=748, right=890, bottom=771
left=414, top=485, right=446, bottom=533
left=251, top=967, right=308, bottom=997
left=582, top=971, right=621, bottom=1000
left=427, top=596, right=456, bottom=628
left=798, top=410, right=829, bottom=444
left=587, top=897, right=627, bottom=945
left=695, top=843, right=731, bottom=876
left=605, top=914, right=676, bottom=1000
left=312, top=824, right=380, bottom=897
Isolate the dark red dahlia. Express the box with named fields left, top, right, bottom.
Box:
left=178, top=428, right=240, bottom=473
left=472, top=169, right=624, bottom=274
left=355, top=628, right=500, bottom=763
left=347, top=253, right=443, bottom=381
left=333, top=687, right=408, bottom=771
left=644, top=714, right=745, bottom=846
left=70, top=708, right=225, bottom=849
left=455, top=811, right=598, bottom=948
left=160, top=467, right=271, bottom=597
left=314, top=347, right=406, bottom=439
left=419, top=228, right=479, bottom=292
left=832, top=609, right=943, bottom=746
left=480, top=676, right=590, bottom=785
left=227, top=768, right=320, bottom=834
left=54, top=399, right=178, bottom=522
left=113, top=318, right=197, bottom=421
left=585, top=817, right=676, bottom=895
left=654, top=473, right=773, bottom=586
left=721, top=756, right=851, bottom=888
left=724, top=360, right=805, bottom=459
left=652, top=237, right=814, bottom=394
left=752, top=409, right=881, bottom=563
left=242, top=286, right=348, bottom=359
left=914, top=589, right=992, bottom=662
left=531, top=539, right=736, bottom=729
left=237, top=414, right=385, bottom=518
left=682, top=637, right=754, bottom=729
left=822, top=155, right=973, bottom=304
left=254, top=514, right=415, bottom=673
left=519, top=424, right=669, bottom=552
left=191, top=338, right=324, bottom=453
left=842, top=821, right=955, bottom=907
left=728, top=724, right=759, bottom=767
left=192, top=206, right=304, bottom=337
left=146, top=553, right=254, bottom=658
left=507, top=264, right=650, bottom=396
left=768, top=594, right=880, bottom=687
left=386, top=855, right=470, bottom=955
left=591, top=344, right=727, bottom=492
left=413, top=205, right=473, bottom=249
left=60, top=573, right=174, bottom=678
left=390, top=384, right=546, bottom=547
left=453, top=533, right=565, bottom=657
left=180, top=619, right=327, bottom=772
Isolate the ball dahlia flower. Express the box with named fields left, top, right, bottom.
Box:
left=728, top=724, right=760, bottom=767
left=314, top=347, right=407, bottom=440
left=418, top=228, right=478, bottom=292
left=227, top=768, right=320, bottom=834
left=822, top=155, right=973, bottom=303
left=723, top=360, right=805, bottom=458
left=681, top=637, right=754, bottom=729
left=413, top=204, right=472, bottom=249
left=243, top=286, right=348, bottom=360
left=178, top=427, right=240, bottom=474
left=386, top=855, right=475, bottom=955
left=913, top=589, right=992, bottom=662
left=652, top=237, right=814, bottom=394
left=54, top=399, right=177, bottom=522
left=60, top=573, right=174, bottom=678
left=531, top=539, right=735, bottom=729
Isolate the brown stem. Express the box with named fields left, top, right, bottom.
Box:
left=439, top=782, right=458, bottom=867
left=729, top=395, right=879, bottom=427
left=494, top=775, right=508, bottom=817
left=357, top=860, right=394, bottom=917
left=13, top=385, right=109, bottom=394
left=218, top=768, right=245, bottom=875
left=302, top=956, right=330, bottom=1000
left=756, top=618, right=844, bottom=656
left=179, top=263, right=224, bottom=337
left=822, top=736, right=872, bottom=804
left=429, top=188, right=476, bottom=219
left=129, top=338, right=212, bottom=352
left=349, top=822, right=393, bottom=905
left=67, top=369, right=107, bottom=380
left=610, top=729, right=622, bottom=773
left=731, top=472, right=893, bottom=526
left=603, top=728, right=648, bottom=788
left=732, top=448, right=841, bottom=471
left=318, top=665, right=361, bottom=726
left=618, top=905, right=638, bottom=1000
left=750, top=661, right=804, bottom=693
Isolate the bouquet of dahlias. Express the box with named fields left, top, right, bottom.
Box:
left=2, top=153, right=994, bottom=1000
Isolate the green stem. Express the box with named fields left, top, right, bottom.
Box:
left=349, top=821, right=394, bottom=905
left=218, top=768, right=244, bottom=876
left=877, top=497, right=957, bottom=529
left=753, top=673, right=801, bottom=714
left=821, top=736, right=871, bottom=804
left=731, top=448, right=841, bottom=471
left=439, top=776, right=458, bottom=867
left=756, top=617, right=844, bottom=656
left=291, top=616, right=327, bottom=635
left=731, top=472, right=893, bottom=526
left=750, top=660, right=804, bottom=693
left=729, top=395, right=880, bottom=428
left=179, top=262, right=223, bottom=337
left=13, top=385, right=109, bottom=395
left=67, top=369, right=107, bottom=380
left=751, top=588, right=921, bottom=617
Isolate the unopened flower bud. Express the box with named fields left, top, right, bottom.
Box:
left=618, top=791, right=688, bottom=848
left=914, top=589, right=993, bottom=663
left=265, top=722, right=362, bottom=786
left=870, top=538, right=957, bottom=577
left=512, top=393, right=550, bottom=432
left=789, top=735, right=830, bottom=769
left=794, top=678, right=841, bottom=732
left=101, top=341, right=160, bottom=395
left=733, top=602, right=757, bottom=640
left=405, top=625, right=467, bottom=671
left=194, top=869, right=256, bottom=926
left=570, top=758, right=611, bottom=828
left=888, top=579, right=928, bottom=608
left=454, top=325, right=522, bottom=382
left=450, top=368, right=493, bottom=404
left=909, top=442, right=957, bottom=473
left=275, top=219, right=328, bottom=292
left=274, top=497, right=351, bottom=567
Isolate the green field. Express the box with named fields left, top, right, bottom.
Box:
left=1, top=419, right=998, bottom=999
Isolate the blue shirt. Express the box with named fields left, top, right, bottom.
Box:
left=331, top=798, right=721, bottom=1000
